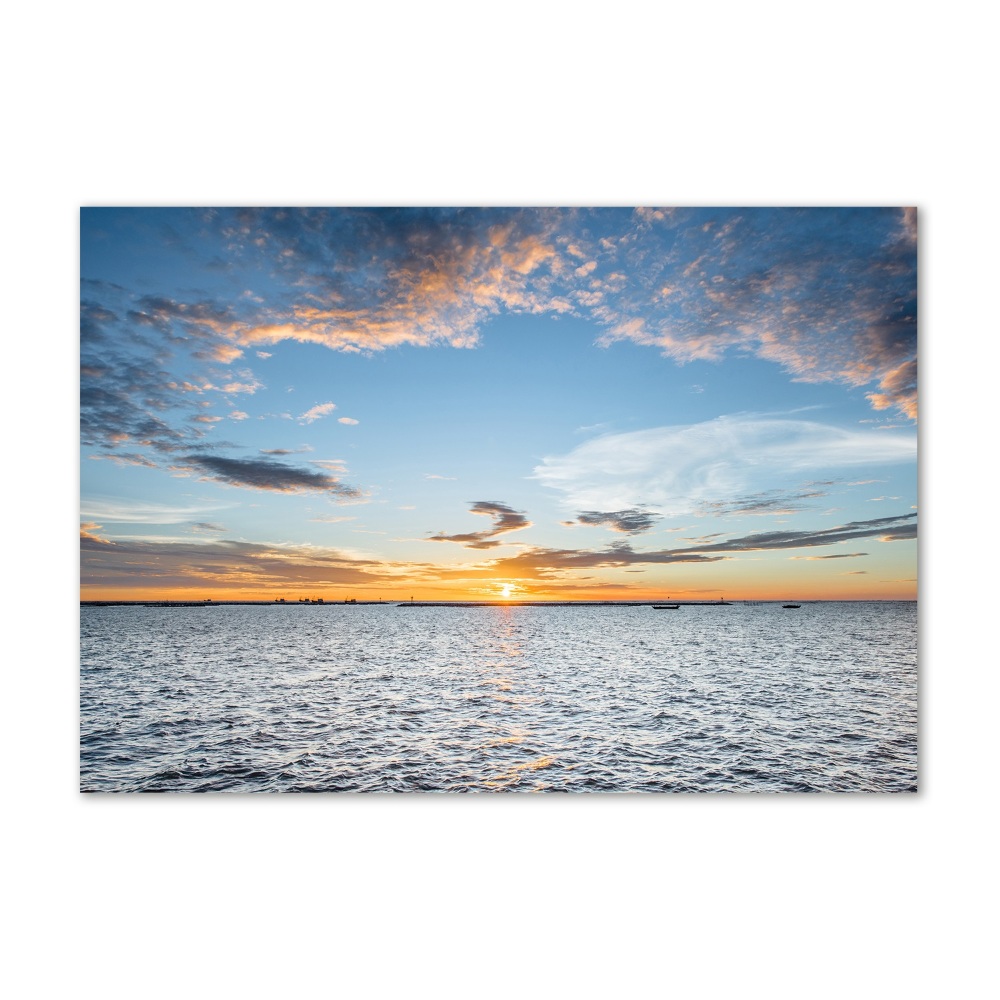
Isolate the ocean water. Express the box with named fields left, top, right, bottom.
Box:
left=80, top=602, right=917, bottom=793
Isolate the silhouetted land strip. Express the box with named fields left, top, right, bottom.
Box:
left=82, top=600, right=735, bottom=608
left=396, top=601, right=733, bottom=607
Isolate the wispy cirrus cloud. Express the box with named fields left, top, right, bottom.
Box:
left=87, top=451, right=158, bottom=468
left=534, top=415, right=916, bottom=516
left=81, top=497, right=235, bottom=525
left=696, top=489, right=830, bottom=517
left=791, top=552, right=868, bottom=560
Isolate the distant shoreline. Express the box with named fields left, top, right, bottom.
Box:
left=79, top=598, right=914, bottom=608
left=80, top=599, right=734, bottom=607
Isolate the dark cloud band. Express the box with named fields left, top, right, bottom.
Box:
left=181, top=454, right=363, bottom=497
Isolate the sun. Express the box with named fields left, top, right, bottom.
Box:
left=498, top=583, right=516, bottom=599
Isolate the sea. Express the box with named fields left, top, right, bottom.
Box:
left=79, top=601, right=918, bottom=793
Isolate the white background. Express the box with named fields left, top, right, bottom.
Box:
left=4, top=2, right=995, bottom=996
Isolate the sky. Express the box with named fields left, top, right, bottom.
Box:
left=80, top=207, right=917, bottom=602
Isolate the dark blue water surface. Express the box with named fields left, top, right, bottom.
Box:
left=80, top=602, right=917, bottom=792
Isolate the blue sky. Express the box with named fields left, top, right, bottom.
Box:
left=80, top=207, right=917, bottom=600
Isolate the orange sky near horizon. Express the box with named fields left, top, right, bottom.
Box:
left=80, top=573, right=917, bottom=604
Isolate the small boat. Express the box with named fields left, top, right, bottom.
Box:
left=782, top=603, right=801, bottom=609
left=652, top=604, right=680, bottom=610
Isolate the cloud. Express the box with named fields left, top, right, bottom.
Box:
left=677, top=513, right=916, bottom=554
left=178, top=454, right=364, bottom=498
left=80, top=301, right=119, bottom=343
left=428, top=501, right=532, bottom=549
left=88, top=452, right=157, bottom=468
left=299, top=402, right=336, bottom=423
left=866, top=359, right=917, bottom=419
left=696, top=488, right=830, bottom=517
left=210, top=208, right=569, bottom=355
left=482, top=542, right=726, bottom=580
left=81, top=356, right=196, bottom=455
left=211, top=373, right=264, bottom=395
left=80, top=278, right=268, bottom=472
left=572, top=508, right=662, bottom=534
left=118, top=294, right=253, bottom=375
left=81, top=535, right=405, bottom=592
left=475, top=512, right=915, bottom=580
left=425, top=473, right=457, bottom=480
left=534, top=415, right=916, bottom=516
left=196, top=343, right=244, bottom=363
left=81, top=522, right=113, bottom=545
left=80, top=497, right=235, bottom=525
left=594, top=208, right=917, bottom=419
left=338, top=417, right=359, bottom=425
left=791, top=552, right=868, bottom=560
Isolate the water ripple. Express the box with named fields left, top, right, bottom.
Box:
left=80, top=602, right=917, bottom=793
